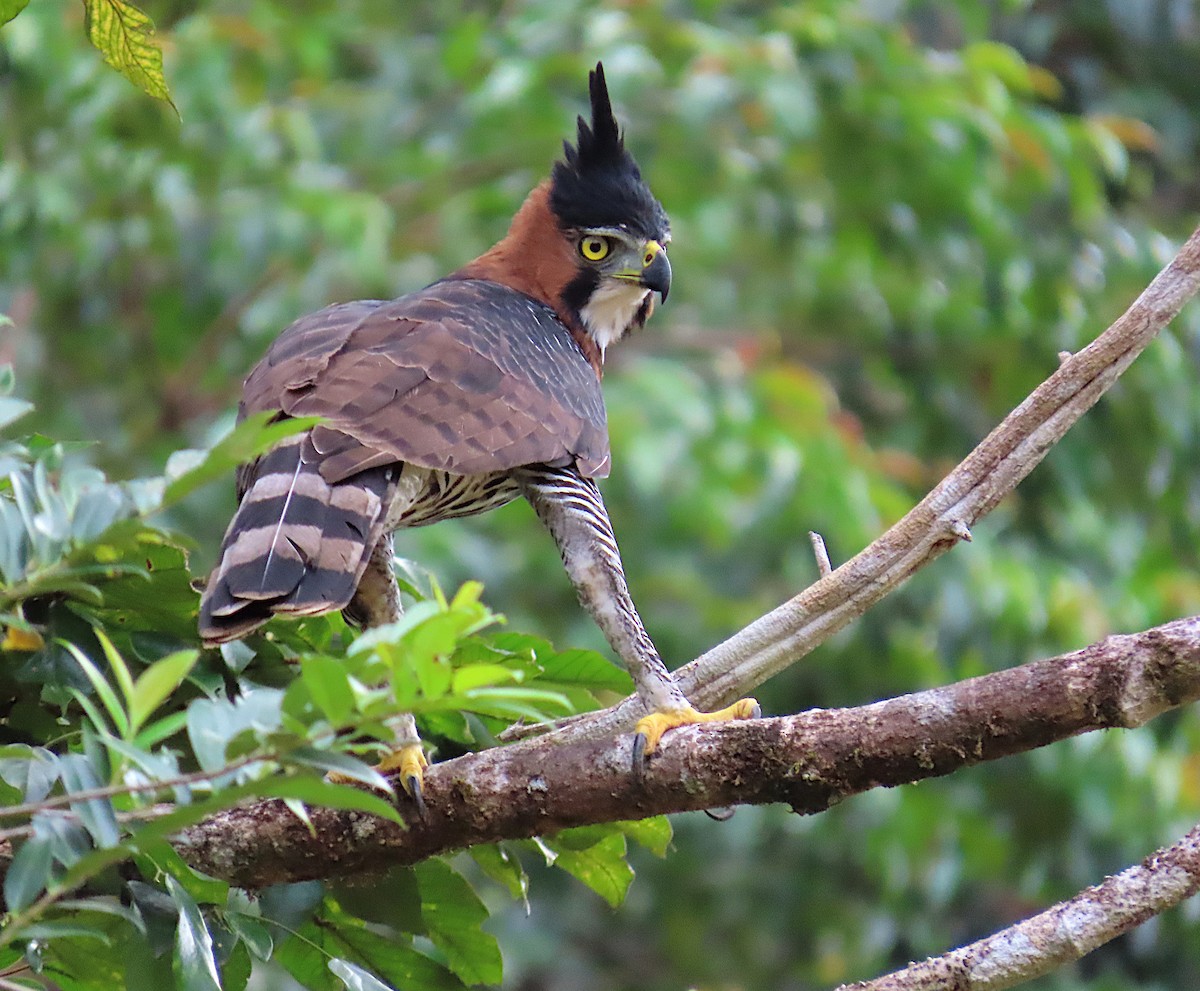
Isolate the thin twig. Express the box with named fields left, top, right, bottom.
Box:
left=809, top=531, right=832, bottom=577
left=0, top=752, right=264, bottom=822
left=838, top=821, right=1200, bottom=990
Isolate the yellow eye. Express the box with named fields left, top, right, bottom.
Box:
left=579, top=236, right=611, bottom=261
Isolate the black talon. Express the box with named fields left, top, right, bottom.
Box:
left=704, top=806, right=736, bottom=822
left=631, top=732, right=648, bottom=780
left=407, top=774, right=429, bottom=823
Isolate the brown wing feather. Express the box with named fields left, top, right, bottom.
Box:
left=240, top=280, right=610, bottom=481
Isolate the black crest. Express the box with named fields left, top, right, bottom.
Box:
left=550, top=62, right=669, bottom=240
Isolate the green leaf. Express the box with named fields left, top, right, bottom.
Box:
left=0, top=745, right=61, bottom=802
left=277, top=903, right=462, bottom=991
left=414, top=860, right=502, bottom=986
left=282, top=748, right=393, bottom=796
left=469, top=844, right=529, bottom=908
left=17, top=920, right=113, bottom=943
left=94, top=627, right=136, bottom=725
left=225, top=912, right=273, bottom=962
left=186, top=687, right=283, bottom=773
left=82, top=0, right=175, bottom=109
left=0, top=395, right=33, bottom=431
left=450, top=663, right=519, bottom=694
left=549, top=832, right=633, bottom=908
left=301, top=656, right=356, bottom=726
left=617, top=816, right=673, bottom=857
left=329, top=958, right=394, bottom=991
left=257, top=776, right=405, bottom=827
left=4, top=834, right=54, bottom=912
left=61, top=640, right=130, bottom=739
left=129, top=649, right=198, bottom=733
left=0, top=0, right=29, bottom=27
left=161, top=413, right=321, bottom=508
left=58, top=753, right=120, bottom=847
left=168, top=875, right=222, bottom=991
left=221, top=939, right=252, bottom=991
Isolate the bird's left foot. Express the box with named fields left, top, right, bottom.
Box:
left=378, top=742, right=429, bottom=821
left=632, top=698, right=761, bottom=771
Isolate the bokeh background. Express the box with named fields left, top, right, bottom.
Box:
left=4, top=0, right=1200, bottom=988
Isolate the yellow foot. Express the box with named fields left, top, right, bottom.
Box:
left=632, top=698, right=761, bottom=771
left=378, top=743, right=429, bottom=821
left=328, top=743, right=429, bottom=821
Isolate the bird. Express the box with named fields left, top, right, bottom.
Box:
left=198, top=62, right=759, bottom=811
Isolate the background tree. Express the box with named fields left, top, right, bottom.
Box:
left=2, top=1, right=1200, bottom=989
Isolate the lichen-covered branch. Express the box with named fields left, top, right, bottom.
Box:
left=534, top=224, right=1200, bottom=746
left=175, top=615, right=1200, bottom=888
left=839, top=822, right=1200, bottom=991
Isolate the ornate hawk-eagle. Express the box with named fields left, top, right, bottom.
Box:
left=199, top=63, right=758, bottom=809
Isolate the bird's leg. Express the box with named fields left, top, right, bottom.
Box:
left=515, top=466, right=759, bottom=770
left=343, top=533, right=428, bottom=818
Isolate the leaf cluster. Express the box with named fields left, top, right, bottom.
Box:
left=0, top=394, right=664, bottom=990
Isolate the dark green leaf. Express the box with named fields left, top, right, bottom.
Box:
left=17, top=920, right=113, bottom=943
left=221, top=939, right=252, bottom=991
left=4, top=835, right=54, bottom=912
left=168, top=875, right=222, bottom=991
left=57, top=753, right=120, bottom=847
left=225, top=911, right=273, bottom=961
left=414, top=860, right=502, bottom=986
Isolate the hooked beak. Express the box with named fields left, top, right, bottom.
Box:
left=639, top=241, right=671, bottom=301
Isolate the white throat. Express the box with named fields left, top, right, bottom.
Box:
left=580, top=281, right=650, bottom=357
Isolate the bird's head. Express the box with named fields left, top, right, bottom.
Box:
left=456, top=62, right=671, bottom=366
left=548, top=63, right=671, bottom=355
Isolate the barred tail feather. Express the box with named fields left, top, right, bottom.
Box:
left=198, top=434, right=391, bottom=644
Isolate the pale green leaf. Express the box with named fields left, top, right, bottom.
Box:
left=329, top=958, right=394, bottom=991
left=0, top=396, right=33, bottom=431
left=129, top=649, right=198, bottom=733
left=0, top=1, right=30, bottom=28
left=82, top=0, right=175, bottom=108
left=161, top=413, right=321, bottom=508
left=550, top=832, right=633, bottom=908
left=61, top=640, right=130, bottom=739
left=617, top=816, right=673, bottom=857
left=300, top=655, right=355, bottom=726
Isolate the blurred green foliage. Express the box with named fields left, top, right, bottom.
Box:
left=4, top=0, right=1200, bottom=989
